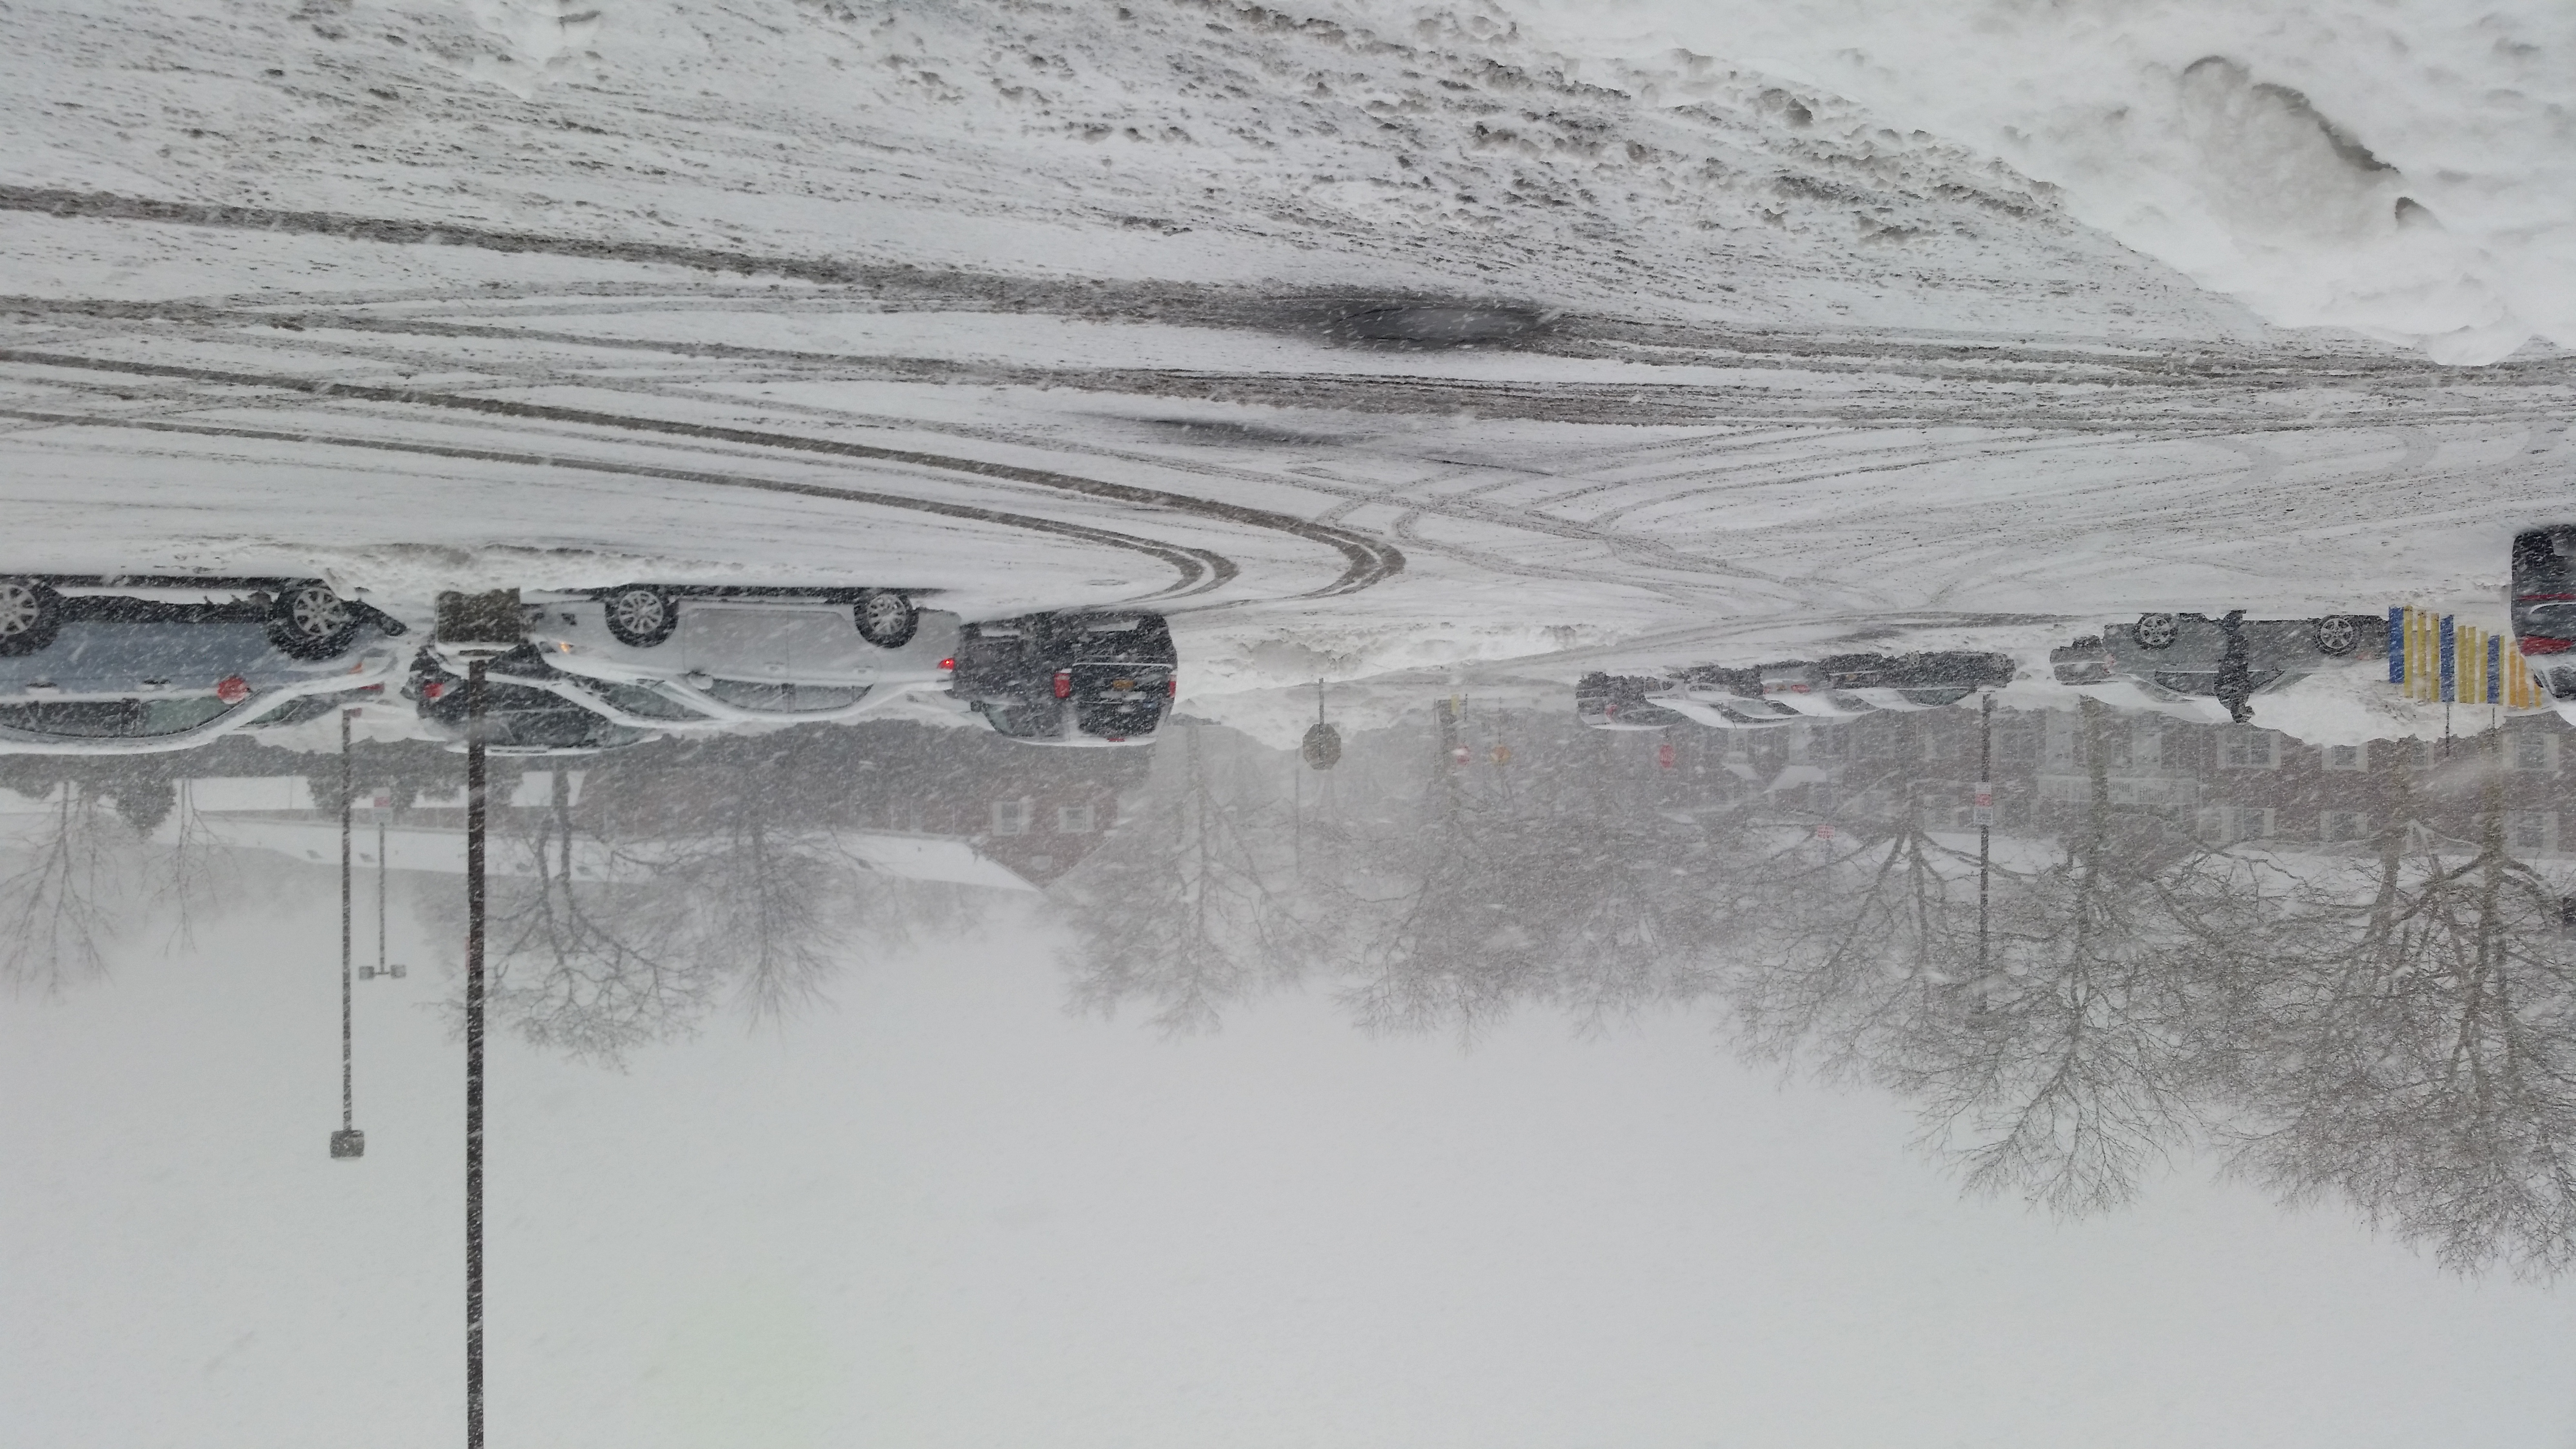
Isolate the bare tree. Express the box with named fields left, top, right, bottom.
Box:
left=471, top=770, right=725, bottom=1064
left=1062, top=722, right=1324, bottom=1033
left=1732, top=700, right=2238, bottom=1215
left=0, top=778, right=130, bottom=998
left=2225, top=741, right=2576, bottom=1278
left=1339, top=721, right=1736, bottom=1041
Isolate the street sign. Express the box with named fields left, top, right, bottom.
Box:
left=1972, top=782, right=1995, bottom=827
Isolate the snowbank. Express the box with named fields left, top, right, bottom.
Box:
left=1470, top=0, right=2574, bottom=363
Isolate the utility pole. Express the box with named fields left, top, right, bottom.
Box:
left=466, top=657, right=488, bottom=1449
left=331, top=708, right=364, bottom=1159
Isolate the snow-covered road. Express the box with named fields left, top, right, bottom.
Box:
left=5, top=197, right=2568, bottom=705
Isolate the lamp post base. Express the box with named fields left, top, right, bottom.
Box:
left=329, top=1128, right=366, bottom=1159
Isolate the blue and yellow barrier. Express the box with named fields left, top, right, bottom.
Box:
left=2390, top=606, right=2542, bottom=708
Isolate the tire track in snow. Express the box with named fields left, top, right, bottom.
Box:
left=17, top=290, right=2573, bottom=434
left=0, top=407, right=1235, bottom=604
left=0, top=348, right=1405, bottom=599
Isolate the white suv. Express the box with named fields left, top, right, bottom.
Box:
left=516, top=585, right=963, bottom=731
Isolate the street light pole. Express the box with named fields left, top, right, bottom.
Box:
left=465, top=657, right=489, bottom=1449
left=331, top=708, right=363, bottom=1159
left=1977, top=691, right=1994, bottom=982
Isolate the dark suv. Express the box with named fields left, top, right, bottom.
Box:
left=2512, top=528, right=2576, bottom=696
left=951, top=613, right=1176, bottom=746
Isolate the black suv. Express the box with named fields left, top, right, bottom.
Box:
left=951, top=613, right=1176, bottom=746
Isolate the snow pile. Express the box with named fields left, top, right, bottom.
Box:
left=0, top=0, right=2256, bottom=338
left=1469, top=0, right=2575, bottom=363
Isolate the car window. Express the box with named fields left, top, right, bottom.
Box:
left=0, top=696, right=239, bottom=738
left=571, top=679, right=709, bottom=721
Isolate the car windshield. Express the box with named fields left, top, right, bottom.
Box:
left=566, top=678, right=710, bottom=721
left=242, top=693, right=347, bottom=729
left=0, top=696, right=239, bottom=738
left=700, top=680, right=870, bottom=712
left=485, top=708, right=650, bottom=750
left=2153, top=669, right=2286, bottom=695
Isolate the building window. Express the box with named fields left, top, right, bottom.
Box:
left=2196, top=805, right=2276, bottom=844
left=1055, top=803, right=1096, bottom=835
left=2321, top=809, right=2372, bottom=842
left=2220, top=729, right=2279, bottom=769
left=2510, top=812, right=2554, bottom=852
left=2323, top=743, right=2367, bottom=772
left=2129, top=727, right=2162, bottom=770
left=990, top=798, right=1032, bottom=837
left=2514, top=732, right=2554, bottom=772
left=1998, top=722, right=2038, bottom=765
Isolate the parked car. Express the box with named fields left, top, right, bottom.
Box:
left=1578, top=673, right=1795, bottom=731
left=951, top=613, right=1176, bottom=745
left=2055, top=611, right=2384, bottom=723
left=1663, top=651, right=2012, bottom=721
left=0, top=576, right=404, bottom=755
left=2511, top=527, right=2576, bottom=700
left=406, top=647, right=659, bottom=756
left=1576, top=673, right=1692, bottom=730
left=1811, top=651, right=2016, bottom=708
left=515, top=584, right=964, bottom=731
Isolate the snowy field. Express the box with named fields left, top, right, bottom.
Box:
left=4, top=2, right=2575, bottom=1447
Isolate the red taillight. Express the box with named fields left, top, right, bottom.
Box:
left=214, top=676, right=250, bottom=704
left=1053, top=669, right=1072, bottom=699
left=2520, top=636, right=2575, bottom=656
left=1165, top=676, right=1176, bottom=697
left=939, top=657, right=955, bottom=672
left=422, top=679, right=446, bottom=700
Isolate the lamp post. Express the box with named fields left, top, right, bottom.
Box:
left=330, top=708, right=365, bottom=1159
left=1977, top=691, right=1995, bottom=976
left=465, top=654, right=488, bottom=1449
left=358, top=802, right=406, bottom=981
left=436, top=585, right=519, bottom=1449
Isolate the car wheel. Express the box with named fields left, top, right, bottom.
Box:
left=601, top=587, right=677, bottom=647
left=268, top=581, right=361, bottom=660
left=0, top=579, right=64, bottom=656
left=2313, top=615, right=2361, bottom=655
left=853, top=589, right=918, bottom=647
left=2134, top=613, right=2179, bottom=650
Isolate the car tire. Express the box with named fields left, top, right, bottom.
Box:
left=0, top=579, right=64, bottom=656
left=2313, top=615, right=2361, bottom=655
left=853, top=589, right=919, bottom=647
left=2134, top=613, right=2178, bottom=650
left=601, top=587, right=678, bottom=647
left=267, top=581, right=362, bottom=660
